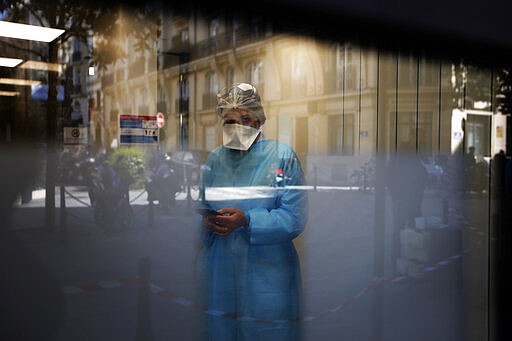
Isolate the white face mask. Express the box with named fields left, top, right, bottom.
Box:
left=223, top=124, right=261, bottom=150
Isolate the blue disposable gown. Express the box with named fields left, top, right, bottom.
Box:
left=197, top=139, right=308, bottom=341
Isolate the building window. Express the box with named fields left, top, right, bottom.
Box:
left=398, top=54, right=418, bottom=89
left=278, top=115, right=292, bottom=146
left=209, top=19, right=219, bottom=38
left=176, top=78, right=189, bottom=114
left=245, top=61, right=263, bottom=93
left=72, top=39, right=82, bottom=62
left=204, top=72, right=218, bottom=108
left=291, top=53, right=307, bottom=98
left=328, top=43, right=344, bottom=92
left=295, top=117, right=309, bottom=164
left=110, top=109, right=119, bottom=123
left=343, top=114, right=355, bottom=155
left=73, top=67, right=82, bottom=94
left=226, top=67, right=235, bottom=88
left=157, top=84, right=167, bottom=113
left=419, top=58, right=436, bottom=87
left=157, top=84, right=165, bottom=104
left=205, top=126, right=216, bottom=151
left=328, top=114, right=342, bottom=155
left=250, top=16, right=265, bottom=39
left=328, top=114, right=354, bottom=155
left=328, top=43, right=358, bottom=92
left=228, top=16, right=241, bottom=46
left=344, top=44, right=357, bottom=90
left=181, top=29, right=189, bottom=43
left=138, top=88, right=148, bottom=115
left=96, top=90, right=101, bottom=109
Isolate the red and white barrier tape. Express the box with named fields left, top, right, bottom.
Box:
left=61, top=207, right=474, bottom=323
left=61, top=248, right=465, bottom=324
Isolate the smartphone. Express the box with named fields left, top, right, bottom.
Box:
left=195, top=208, right=220, bottom=216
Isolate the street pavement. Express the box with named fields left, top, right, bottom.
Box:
left=7, top=186, right=485, bottom=341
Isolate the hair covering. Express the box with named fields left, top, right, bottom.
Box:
left=216, top=82, right=266, bottom=125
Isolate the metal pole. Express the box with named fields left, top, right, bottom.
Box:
left=186, top=168, right=192, bottom=210
left=372, top=154, right=386, bottom=341
left=314, top=165, right=318, bottom=191
left=59, top=185, right=67, bottom=242
left=46, top=35, right=60, bottom=233
left=179, top=53, right=189, bottom=151
left=148, top=199, right=154, bottom=229
left=179, top=113, right=183, bottom=150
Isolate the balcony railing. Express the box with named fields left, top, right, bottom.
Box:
left=192, top=28, right=267, bottom=59
left=160, top=28, right=267, bottom=68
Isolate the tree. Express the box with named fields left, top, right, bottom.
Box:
left=0, top=0, right=160, bottom=230
left=495, top=66, right=512, bottom=115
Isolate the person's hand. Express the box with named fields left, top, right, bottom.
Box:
left=204, top=207, right=246, bottom=237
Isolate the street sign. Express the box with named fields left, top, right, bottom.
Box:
left=119, top=114, right=158, bottom=145
left=63, top=127, right=88, bottom=145
left=156, top=112, right=165, bottom=128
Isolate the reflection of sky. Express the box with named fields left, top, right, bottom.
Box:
left=31, top=84, right=65, bottom=102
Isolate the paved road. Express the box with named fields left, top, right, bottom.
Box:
left=8, top=187, right=479, bottom=341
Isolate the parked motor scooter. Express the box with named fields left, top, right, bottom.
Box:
left=88, top=157, right=133, bottom=231
left=58, top=148, right=96, bottom=186
left=145, top=153, right=179, bottom=214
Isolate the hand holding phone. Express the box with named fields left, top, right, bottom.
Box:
left=195, top=208, right=220, bottom=216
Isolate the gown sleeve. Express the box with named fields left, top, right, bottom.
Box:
left=197, top=160, right=216, bottom=247
left=244, top=151, right=308, bottom=245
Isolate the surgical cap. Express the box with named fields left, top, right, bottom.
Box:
left=216, top=83, right=266, bottom=125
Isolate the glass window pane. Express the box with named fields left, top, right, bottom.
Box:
left=1, top=3, right=503, bottom=341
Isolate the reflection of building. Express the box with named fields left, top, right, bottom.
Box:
left=94, top=7, right=501, bottom=176
left=93, top=11, right=158, bottom=150
left=0, top=15, right=90, bottom=147
left=65, top=37, right=89, bottom=128
left=0, top=3, right=508, bottom=341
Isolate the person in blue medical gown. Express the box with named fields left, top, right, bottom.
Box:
left=197, top=83, right=308, bottom=340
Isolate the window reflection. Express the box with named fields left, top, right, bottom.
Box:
left=0, top=3, right=508, bottom=341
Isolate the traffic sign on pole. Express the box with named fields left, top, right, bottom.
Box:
left=119, top=115, right=159, bottom=145
left=63, top=127, right=88, bottom=145
left=156, top=112, right=165, bottom=128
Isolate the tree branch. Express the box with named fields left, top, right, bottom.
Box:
left=0, top=40, right=44, bottom=59
left=18, top=3, right=46, bottom=28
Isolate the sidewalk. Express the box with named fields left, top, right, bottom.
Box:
left=8, top=187, right=471, bottom=341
